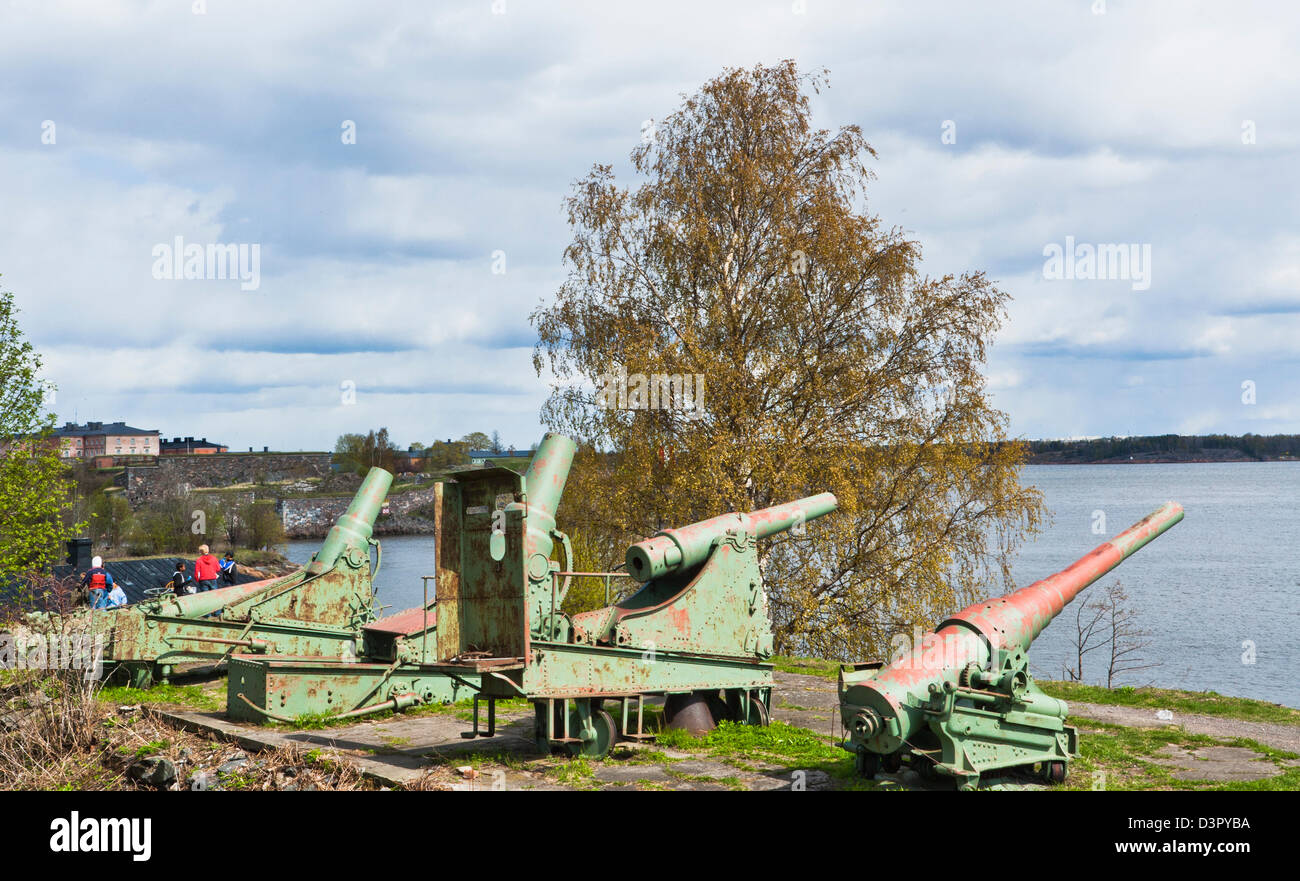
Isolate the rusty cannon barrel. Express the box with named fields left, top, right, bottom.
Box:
left=498, top=432, right=576, bottom=567
left=626, top=492, right=838, bottom=582
left=839, top=501, right=1183, bottom=789
left=306, top=465, right=394, bottom=576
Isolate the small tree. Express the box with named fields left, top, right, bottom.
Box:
left=422, top=440, right=469, bottom=471
left=1064, top=582, right=1106, bottom=681
left=1065, top=579, right=1157, bottom=687
left=1098, top=580, right=1157, bottom=688
left=219, top=496, right=245, bottom=549
left=239, top=500, right=285, bottom=550
left=333, top=429, right=399, bottom=475
left=0, top=284, right=82, bottom=576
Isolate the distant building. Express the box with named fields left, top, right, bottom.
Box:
left=54, top=421, right=160, bottom=460
left=469, top=448, right=534, bottom=466
left=395, top=446, right=427, bottom=473
left=159, top=436, right=229, bottom=455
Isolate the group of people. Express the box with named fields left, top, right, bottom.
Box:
left=167, top=545, right=238, bottom=595
left=80, top=545, right=239, bottom=607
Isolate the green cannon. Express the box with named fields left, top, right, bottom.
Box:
left=222, top=437, right=586, bottom=723
left=13, top=467, right=394, bottom=688
left=226, top=433, right=839, bottom=756
left=559, top=492, right=840, bottom=736
left=432, top=446, right=838, bottom=756
left=838, top=502, right=1184, bottom=789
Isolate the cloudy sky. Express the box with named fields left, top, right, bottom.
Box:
left=1, top=1, right=1296, bottom=452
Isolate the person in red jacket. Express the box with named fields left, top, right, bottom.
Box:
left=194, top=544, right=221, bottom=592
left=81, top=555, right=114, bottom=608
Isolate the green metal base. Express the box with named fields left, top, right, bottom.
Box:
left=843, top=650, right=1079, bottom=790
left=477, top=641, right=774, bottom=698
left=226, top=654, right=480, bottom=723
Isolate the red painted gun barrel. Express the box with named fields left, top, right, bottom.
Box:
left=941, top=500, right=1184, bottom=653
left=839, top=502, right=1183, bottom=749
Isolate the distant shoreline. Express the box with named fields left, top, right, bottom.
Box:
left=1023, top=434, right=1299, bottom=465
left=1027, top=455, right=1297, bottom=465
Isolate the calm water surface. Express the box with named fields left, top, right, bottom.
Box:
left=285, top=463, right=1299, bottom=707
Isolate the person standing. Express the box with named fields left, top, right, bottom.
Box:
left=218, top=552, right=237, bottom=586
left=169, top=561, right=194, bottom=595
left=81, top=556, right=114, bottom=609
left=194, top=544, right=221, bottom=592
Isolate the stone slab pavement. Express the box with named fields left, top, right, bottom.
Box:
left=152, top=671, right=1299, bottom=790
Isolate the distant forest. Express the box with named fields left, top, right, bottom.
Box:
left=1024, top=434, right=1300, bottom=464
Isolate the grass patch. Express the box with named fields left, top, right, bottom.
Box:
left=98, top=682, right=221, bottom=712
left=1041, top=681, right=1300, bottom=727
left=654, top=720, right=870, bottom=788
left=771, top=655, right=842, bottom=681
left=548, top=756, right=598, bottom=789
left=127, top=739, right=169, bottom=759
left=273, top=711, right=339, bottom=731
left=1061, top=718, right=1300, bottom=791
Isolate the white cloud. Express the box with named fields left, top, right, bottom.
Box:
left=1, top=0, right=1298, bottom=447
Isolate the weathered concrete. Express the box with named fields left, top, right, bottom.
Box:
left=1152, top=744, right=1284, bottom=782
left=148, top=705, right=538, bottom=787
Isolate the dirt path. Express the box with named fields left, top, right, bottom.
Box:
left=1066, top=701, right=1300, bottom=753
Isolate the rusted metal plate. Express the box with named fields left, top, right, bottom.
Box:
left=364, top=606, right=437, bottom=637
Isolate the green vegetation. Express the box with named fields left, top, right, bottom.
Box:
left=131, top=739, right=169, bottom=759
left=548, top=756, right=598, bottom=789
left=1040, top=681, right=1300, bottom=727
left=276, top=712, right=341, bottom=731
left=97, top=682, right=223, bottom=712
left=654, top=720, right=870, bottom=788
left=772, top=655, right=842, bottom=681
left=0, top=284, right=82, bottom=578
left=1063, top=719, right=1300, bottom=791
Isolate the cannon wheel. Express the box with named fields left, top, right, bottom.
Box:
left=535, top=703, right=618, bottom=759
left=881, top=751, right=903, bottom=773
left=1043, top=760, right=1067, bottom=784
left=566, top=709, right=617, bottom=760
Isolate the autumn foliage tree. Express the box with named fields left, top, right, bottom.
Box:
left=0, top=283, right=81, bottom=578
left=532, top=62, right=1044, bottom=660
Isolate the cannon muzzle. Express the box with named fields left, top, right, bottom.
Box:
left=520, top=433, right=576, bottom=528
left=307, top=466, right=394, bottom=575
left=626, top=492, right=838, bottom=582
